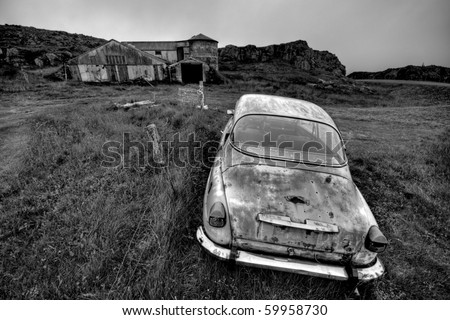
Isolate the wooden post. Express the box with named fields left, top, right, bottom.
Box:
left=20, top=67, right=29, bottom=84
left=145, top=124, right=164, bottom=164
left=198, top=81, right=204, bottom=108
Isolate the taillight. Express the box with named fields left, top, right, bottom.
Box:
left=209, top=202, right=226, bottom=227
left=365, top=226, right=388, bottom=253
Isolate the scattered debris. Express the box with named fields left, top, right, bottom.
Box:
left=110, top=100, right=154, bottom=111
left=108, top=92, right=157, bottom=111
left=131, top=76, right=155, bottom=87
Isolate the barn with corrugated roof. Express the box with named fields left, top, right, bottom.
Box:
left=126, top=33, right=218, bottom=83
left=67, top=39, right=167, bottom=83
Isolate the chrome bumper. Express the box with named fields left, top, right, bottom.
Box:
left=196, top=226, right=384, bottom=282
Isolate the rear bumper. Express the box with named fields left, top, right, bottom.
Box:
left=196, top=226, right=384, bottom=282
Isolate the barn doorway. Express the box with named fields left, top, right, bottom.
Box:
left=181, top=63, right=203, bottom=83
left=177, top=47, right=184, bottom=61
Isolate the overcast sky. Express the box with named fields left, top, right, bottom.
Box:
left=1, top=0, right=449, bottom=73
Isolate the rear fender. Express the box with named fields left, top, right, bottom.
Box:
left=203, top=156, right=232, bottom=246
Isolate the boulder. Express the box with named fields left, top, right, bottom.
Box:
left=34, top=58, right=44, bottom=68
left=6, top=47, right=19, bottom=60
left=45, top=53, right=58, bottom=65
left=59, top=50, right=72, bottom=61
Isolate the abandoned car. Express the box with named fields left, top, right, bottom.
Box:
left=196, top=94, right=387, bottom=281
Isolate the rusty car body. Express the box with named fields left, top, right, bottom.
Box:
left=196, top=94, right=387, bottom=281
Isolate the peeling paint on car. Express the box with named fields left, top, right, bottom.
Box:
left=198, top=94, right=385, bottom=281
left=223, top=164, right=372, bottom=260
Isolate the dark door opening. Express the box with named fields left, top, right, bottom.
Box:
left=177, top=47, right=184, bottom=61
left=106, top=65, right=119, bottom=82
left=181, top=63, right=203, bottom=84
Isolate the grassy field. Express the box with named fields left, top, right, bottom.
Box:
left=0, top=78, right=449, bottom=299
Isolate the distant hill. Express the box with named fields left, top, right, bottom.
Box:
left=348, top=65, right=450, bottom=84
left=0, top=24, right=107, bottom=69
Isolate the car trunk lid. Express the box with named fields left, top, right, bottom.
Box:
left=222, top=164, right=371, bottom=258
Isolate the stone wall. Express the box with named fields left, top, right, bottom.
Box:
left=189, top=40, right=219, bottom=70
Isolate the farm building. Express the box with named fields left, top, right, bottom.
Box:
left=168, top=57, right=212, bottom=83
left=67, top=39, right=167, bottom=83
left=126, top=33, right=218, bottom=83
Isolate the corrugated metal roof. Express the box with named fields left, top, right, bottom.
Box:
left=126, top=41, right=178, bottom=51
left=67, top=39, right=168, bottom=65
left=234, top=94, right=337, bottom=128
left=125, top=33, right=217, bottom=50
left=168, top=56, right=205, bottom=68
left=120, top=42, right=169, bottom=64
left=188, top=33, right=218, bottom=42
left=67, top=39, right=115, bottom=64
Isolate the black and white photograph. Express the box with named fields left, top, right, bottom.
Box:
left=0, top=0, right=449, bottom=317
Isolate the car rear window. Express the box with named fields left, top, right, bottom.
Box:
left=232, top=115, right=346, bottom=166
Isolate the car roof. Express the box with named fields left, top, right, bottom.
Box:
left=233, top=94, right=337, bottom=128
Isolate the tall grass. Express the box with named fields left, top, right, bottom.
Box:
left=1, top=80, right=449, bottom=299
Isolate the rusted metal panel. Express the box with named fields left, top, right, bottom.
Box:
left=75, top=64, right=158, bottom=82
left=234, top=238, right=348, bottom=264
left=127, top=65, right=155, bottom=80
left=222, top=162, right=374, bottom=260
left=198, top=225, right=384, bottom=281
left=78, top=65, right=108, bottom=82
left=142, top=50, right=177, bottom=63
left=233, top=94, right=337, bottom=129
left=161, top=51, right=177, bottom=63
left=170, top=64, right=182, bottom=82
left=117, top=65, right=128, bottom=82
left=68, top=65, right=81, bottom=81
left=202, top=155, right=232, bottom=246
left=197, top=226, right=349, bottom=281
left=105, top=65, right=118, bottom=82
left=127, top=41, right=178, bottom=51
left=154, top=65, right=165, bottom=81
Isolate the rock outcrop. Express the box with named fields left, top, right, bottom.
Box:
left=219, top=40, right=346, bottom=76
left=348, top=65, right=450, bottom=83
left=0, top=24, right=106, bottom=68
